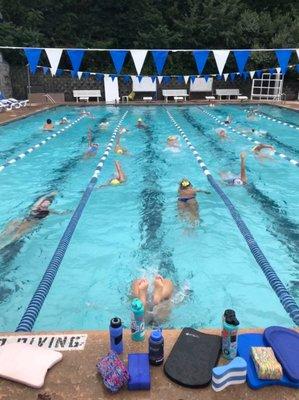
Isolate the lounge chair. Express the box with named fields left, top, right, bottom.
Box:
left=128, top=91, right=135, bottom=101
left=0, top=100, right=14, bottom=111
left=8, top=98, right=29, bottom=107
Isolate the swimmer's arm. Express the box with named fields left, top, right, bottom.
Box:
left=49, top=209, right=72, bottom=216
left=195, top=188, right=211, bottom=195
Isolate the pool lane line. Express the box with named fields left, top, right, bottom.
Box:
left=198, top=108, right=299, bottom=167
left=0, top=116, right=87, bottom=174
left=165, top=108, right=299, bottom=326
left=180, top=109, right=299, bottom=267
left=243, top=108, right=299, bottom=130
left=15, top=110, right=128, bottom=332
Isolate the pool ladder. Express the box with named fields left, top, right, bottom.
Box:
left=44, top=93, right=56, bottom=104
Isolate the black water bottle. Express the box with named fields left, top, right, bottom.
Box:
left=149, top=329, right=164, bottom=365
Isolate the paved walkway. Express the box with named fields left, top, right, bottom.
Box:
left=0, top=329, right=298, bottom=400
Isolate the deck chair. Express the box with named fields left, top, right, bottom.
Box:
left=0, top=99, right=21, bottom=109
left=0, top=101, right=14, bottom=111
left=8, top=98, right=29, bottom=107
left=128, top=91, right=135, bottom=101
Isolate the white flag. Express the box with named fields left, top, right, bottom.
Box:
left=184, top=75, right=189, bottom=84
left=249, top=71, right=255, bottom=79
left=157, top=76, right=163, bottom=84
left=130, top=50, right=148, bottom=75
left=213, top=50, right=230, bottom=75
left=45, top=48, right=63, bottom=76
left=77, top=71, right=83, bottom=79
left=223, top=73, right=229, bottom=81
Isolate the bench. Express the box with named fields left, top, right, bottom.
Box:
left=73, top=90, right=102, bottom=102
left=174, top=96, right=184, bottom=102
left=162, top=90, right=189, bottom=103
left=215, top=89, right=240, bottom=100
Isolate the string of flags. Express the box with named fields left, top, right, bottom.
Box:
left=22, top=48, right=299, bottom=80
left=35, top=64, right=297, bottom=84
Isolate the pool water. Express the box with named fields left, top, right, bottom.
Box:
left=0, top=104, right=298, bottom=332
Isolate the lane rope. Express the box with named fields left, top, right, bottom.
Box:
left=15, top=111, right=128, bottom=332
left=0, top=116, right=87, bottom=173
left=199, top=107, right=299, bottom=167
left=165, top=108, right=299, bottom=326
left=244, top=108, right=299, bottom=130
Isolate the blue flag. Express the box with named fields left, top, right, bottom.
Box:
left=82, top=72, right=90, bottom=79
left=151, top=51, right=168, bottom=74
left=255, top=70, right=263, bottom=78
left=275, top=49, right=292, bottom=74
left=67, top=50, right=85, bottom=74
left=204, top=75, right=210, bottom=82
left=230, top=72, right=236, bottom=81
left=163, top=76, right=171, bottom=84
left=193, top=50, right=209, bottom=74
left=233, top=50, right=250, bottom=74
left=109, top=51, right=127, bottom=74
left=216, top=74, right=222, bottom=80
left=176, top=76, right=184, bottom=84
left=24, top=48, right=42, bottom=74
left=56, top=69, right=63, bottom=76
left=137, top=75, right=143, bottom=83
left=123, top=75, right=131, bottom=83
left=109, top=74, right=117, bottom=81
left=71, top=70, right=77, bottom=78
left=96, top=73, right=104, bottom=81
left=190, top=75, right=196, bottom=83
left=242, top=72, right=249, bottom=80
left=151, top=76, right=157, bottom=83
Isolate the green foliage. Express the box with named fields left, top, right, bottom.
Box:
left=0, top=0, right=298, bottom=73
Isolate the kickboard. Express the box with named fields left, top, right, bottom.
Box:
left=164, top=327, right=221, bottom=387
left=264, top=326, right=299, bottom=383
left=238, top=333, right=299, bottom=389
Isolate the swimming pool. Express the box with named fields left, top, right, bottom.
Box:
left=0, top=104, right=298, bottom=332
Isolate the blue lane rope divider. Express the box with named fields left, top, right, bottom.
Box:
left=15, top=110, right=128, bottom=332
left=243, top=108, right=299, bottom=130
left=199, top=107, right=299, bottom=167
left=165, top=108, right=299, bottom=326
left=0, top=115, right=87, bottom=174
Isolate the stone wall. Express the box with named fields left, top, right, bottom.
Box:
left=0, top=52, right=12, bottom=97
left=9, top=65, right=299, bottom=101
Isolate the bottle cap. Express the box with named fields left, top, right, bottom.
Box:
left=131, top=298, right=143, bottom=311
left=110, top=317, right=122, bottom=328
left=150, top=329, right=162, bottom=342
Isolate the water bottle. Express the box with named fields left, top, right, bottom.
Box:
left=109, top=317, right=123, bottom=354
left=131, top=298, right=145, bottom=341
left=149, top=329, right=164, bottom=366
left=221, top=309, right=239, bottom=360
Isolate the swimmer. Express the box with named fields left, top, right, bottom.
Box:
left=80, top=109, right=94, bottom=118
left=43, top=119, right=54, bottom=130
left=246, top=110, right=256, bottom=120
left=252, top=144, right=275, bottom=159
left=0, top=192, right=63, bottom=251
left=119, top=127, right=128, bottom=134
left=84, top=129, right=99, bottom=158
left=220, top=152, right=247, bottom=186
left=97, top=161, right=126, bottom=188
left=114, top=134, right=128, bottom=155
left=217, top=128, right=228, bottom=139
left=136, top=118, right=146, bottom=129
left=59, top=117, right=69, bottom=125
left=177, top=179, right=210, bottom=224
left=99, top=121, right=109, bottom=130
left=167, top=135, right=180, bottom=149
left=132, top=276, right=173, bottom=308
left=224, top=115, right=232, bottom=125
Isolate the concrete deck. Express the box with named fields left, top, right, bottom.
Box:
left=0, top=329, right=298, bottom=400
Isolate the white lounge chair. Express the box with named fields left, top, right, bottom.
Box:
left=8, top=98, right=29, bottom=107
left=0, top=99, right=21, bottom=109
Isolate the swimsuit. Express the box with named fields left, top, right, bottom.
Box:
left=27, top=209, right=50, bottom=221
left=87, top=146, right=97, bottom=154
left=178, top=196, right=196, bottom=203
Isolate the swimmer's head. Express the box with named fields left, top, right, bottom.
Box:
left=167, top=135, right=177, bottom=142
left=116, top=148, right=124, bottom=154
left=110, top=178, right=120, bottom=186
left=46, top=119, right=52, bottom=124
left=93, top=143, right=99, bottom=149
left=137, top=118, right=142, bottom=123
left=180, top=179, right=191, bottom=189
left=252, top=128, right=255, bottom=133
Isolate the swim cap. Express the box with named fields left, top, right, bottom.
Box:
left=138, top=118, right=142, bottom=122
left=116, top=148, right=124, bottom=154
left=167, top=135, right=177, bottom=141
left=110, top=178, right=120, bottom=185
left=181, top=179, right=191, bottom=188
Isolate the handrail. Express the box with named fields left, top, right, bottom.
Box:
left=44, top=94, right=56, bottom=104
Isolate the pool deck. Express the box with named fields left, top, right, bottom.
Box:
left=0, top=328, right=298, bottom=400
left=0, top=100, right=298, bottom=126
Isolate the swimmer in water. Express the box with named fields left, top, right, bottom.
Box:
left=224, top=115, right=232, bottom=125
left=247, top=110, right=256, bottom=120
left=167, top=135, right=180, bottom=149
left=114, top=134, right=128, bottom=155
left=43, top=119, right=54, bottom=131
left=99, top=121, right=109, bottom=130
left=177, top=179, right=210, bottom=224
left=217, top=128, right=228, bottom=139
left=220, top=152, right=247, bottom=186
left=132, top=276, right=173, bottom=308
left=97, top=161, right=126, bottom=188
left=252, top=144, right=275, bottom=159
left=136, top=118, right=146, bottom=129
left=0, top=192, right=62, bottom=251
left=84, top=129, right=99, bottom=158
left=59, top=117, right=69, bottom=125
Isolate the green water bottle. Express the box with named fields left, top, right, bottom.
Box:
left=131, top=298, right=145, bottom=341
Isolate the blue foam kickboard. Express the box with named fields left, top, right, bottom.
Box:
left=264, top=326, right=299, bottom=383
left=127, top=353, right=150, bottom=390
left=238, top=333, right=299, bottom=390
left=212, top=357, right=247, bottom=391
